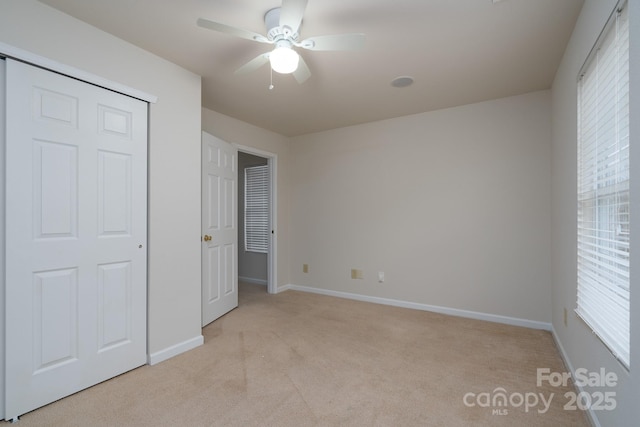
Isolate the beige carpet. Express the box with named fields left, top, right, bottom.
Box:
left=13, top=283, right=588, bottom=426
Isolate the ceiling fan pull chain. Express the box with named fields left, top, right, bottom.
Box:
left=269, top=66, right=275, bottom=90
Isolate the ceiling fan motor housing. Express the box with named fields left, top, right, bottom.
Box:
left=265, top=7, right=299, bottom=42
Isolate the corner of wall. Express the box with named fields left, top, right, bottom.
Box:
left=147, top=335, right=204, bottom=366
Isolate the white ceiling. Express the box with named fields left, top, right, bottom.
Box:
left=38, top=0, right=584, bottom=137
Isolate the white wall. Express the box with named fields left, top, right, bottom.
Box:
left=289, top=90, right=552, bottom=324
left=551, top=0, right=640, bottom=425
left=0, top=0, right=203, bottom=359
left=202, top=108, right=291, bottom=290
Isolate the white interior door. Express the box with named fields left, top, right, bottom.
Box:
left=4, top=59, right=148, bottom=420
left=202, top=132, right=238, bottom=327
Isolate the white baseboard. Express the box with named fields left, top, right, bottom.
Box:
left=276, top=284, right=293, bottom=293
left=284, top=284, right=552, bottom=331
left=551, top=326, right=600, bottom=427
left=239, top=276, right=267, bottom=286
left=147, top=335, right=204, bottom=366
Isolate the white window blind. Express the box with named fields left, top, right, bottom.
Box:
left=577, top=1, right=630, bottom=368
left=244, top=165, right=269, bottom=253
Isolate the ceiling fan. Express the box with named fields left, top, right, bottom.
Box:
left=197, top=0, right=365, bottom=84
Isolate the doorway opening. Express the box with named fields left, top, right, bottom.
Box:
left=236, top=146, right=277, bottom=295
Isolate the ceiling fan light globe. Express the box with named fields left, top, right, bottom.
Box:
left=270, top=47, right=299, bottom=74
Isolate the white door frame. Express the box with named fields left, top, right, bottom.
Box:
left=234, top=144, right=278, bottom=295
left=0, top=43, right=157, bottom=104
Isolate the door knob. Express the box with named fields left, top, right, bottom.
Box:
left=203, top=235, right=212, bottom=242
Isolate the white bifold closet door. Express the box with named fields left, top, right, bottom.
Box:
left=4, top=59, right=148, bottom=420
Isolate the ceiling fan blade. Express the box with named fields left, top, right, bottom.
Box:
left=197, top=18, right=270, bottom=44
left=279, top=0, right=308, bottom=33
left=293, top=56, right=311, bottom=84
left=234, top=53, right=270, bottom=75
left=297, top=33, right=366, bottom=51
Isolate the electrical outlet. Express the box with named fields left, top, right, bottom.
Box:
left=351, top=269, right=363, bottom=280
left=378, top=271, right=385, bottom=283
left=563, top=308, right=568, bottom=327
left=303, top=263, right=309, bottom=273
